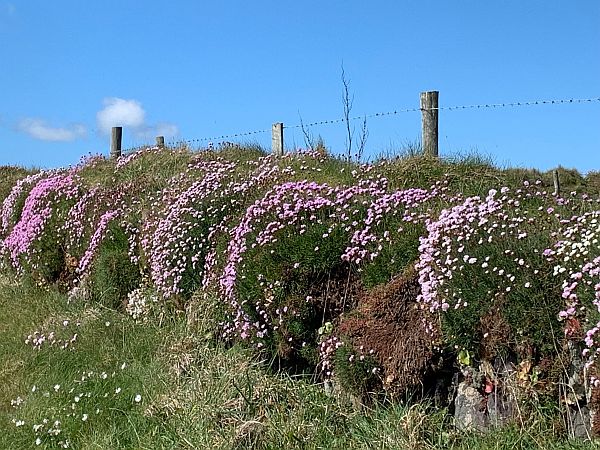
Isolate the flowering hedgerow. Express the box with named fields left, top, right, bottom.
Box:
left=415, top=181, right=600, bottom=361
left=61, top=187, right=131, bottom=288
left=140, top=153, right=290, bottom=300
left=209, top=174, right=443, bottom=366
left=0, top=154, right=119, bottom=282
left=5, top=145, right=600, bottom=390
left=141, top=157, right=239, bottom=298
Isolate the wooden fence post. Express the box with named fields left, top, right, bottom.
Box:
left=553, top=169, right=560, bottom=196
left=272, top=122, right=284, bottom=157
left=110, top=127, right=122, bottom=159
left=156, top=136, right=165, bottom=148
left=420, top=91, right=439, bottom=157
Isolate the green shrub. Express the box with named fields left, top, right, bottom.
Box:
left=333, top=344, right=380, bottom=397
left=90, top=225, right=140, bottom=309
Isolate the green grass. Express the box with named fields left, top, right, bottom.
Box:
left=0, top=166, right=37, bottom=204
left=0, top=277, right=174, bottom=449
left=1, top=277, right=599, bottom=449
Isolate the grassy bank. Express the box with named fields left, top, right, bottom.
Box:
left=1, top=278, right=597, bottom=449
left=2, top=144, right=600, bottom=448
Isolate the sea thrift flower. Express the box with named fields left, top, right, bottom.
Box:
left=1, top=171, right=47, bottom=236
left=76, top=209, right=121, bottom=278
left=3, top=172, right=79, bottom=273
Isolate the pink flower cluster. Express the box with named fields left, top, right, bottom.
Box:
left=2, top=172, right=79, bottom=273
left=1, top=171, right=48, bottom=236
left=544, top=210, right=600, bottom=367
left=76, top=209, right=122, bottom=279
left=141, top=154, right=284, bottom=298
left=415, top=183, right=565, bottom=314
left=416, top=188, right=505, bottom=312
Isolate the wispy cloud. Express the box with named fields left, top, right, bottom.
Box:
left=17, top=118, right=87, bottom=142
left=96, top=97, right=178, bottom=139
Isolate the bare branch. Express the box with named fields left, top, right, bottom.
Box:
left=298, top=113, right=315, bottom=150
left=341, top=64, right=355, bottom=162
left=356, top=116, right=369, bottom=162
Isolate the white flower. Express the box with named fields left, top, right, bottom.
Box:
left=115, top=387, right=122, bottom=394
left=35, top=437, right=42, bottom=445
left=53, top=384, right=60, bottom=391
left=82, top=414, right=88, bottom=421
left=134, top=394, right=142, bottom=403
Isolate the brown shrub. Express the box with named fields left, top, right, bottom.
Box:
left=337, top=266, right=438, bottom=398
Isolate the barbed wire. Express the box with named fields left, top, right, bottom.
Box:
left=288, top=97, right=600, bottom=129
left=436, top=97, right=600, bottom=111
left=131, top=96, right=599, bottom=151
left=165, top=127, right=270, bottom=147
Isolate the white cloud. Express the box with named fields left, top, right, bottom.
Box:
left=17, top=118, right=87, bottom=142
left=96, top=97, right=179, bottom=140
left=96, top=98, right=146, bottom=134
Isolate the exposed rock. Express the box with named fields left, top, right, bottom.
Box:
left=566, top=406, right=592, bottom=440
left=453, top=364, right=518, bottom=432
left=564, top=339, right=596, bottom=439
left=567, top=340, right=587, bottom=405
left=454, top=381, right=487, bottom=431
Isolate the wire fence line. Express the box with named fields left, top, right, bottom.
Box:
left=119, top=95, right=600, bottom=152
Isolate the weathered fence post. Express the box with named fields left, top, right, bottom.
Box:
left=156, top=136, right=165, bottom=148
left=420, top=91, right=439, bottom=157
left=553, top=169, right=561, bottom=196
left=110, top=127, right=122, bottom=159
left=272, top=122, right=284, bottom=157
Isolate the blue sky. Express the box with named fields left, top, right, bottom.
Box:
left=0, top=1, right=598, bottom=173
